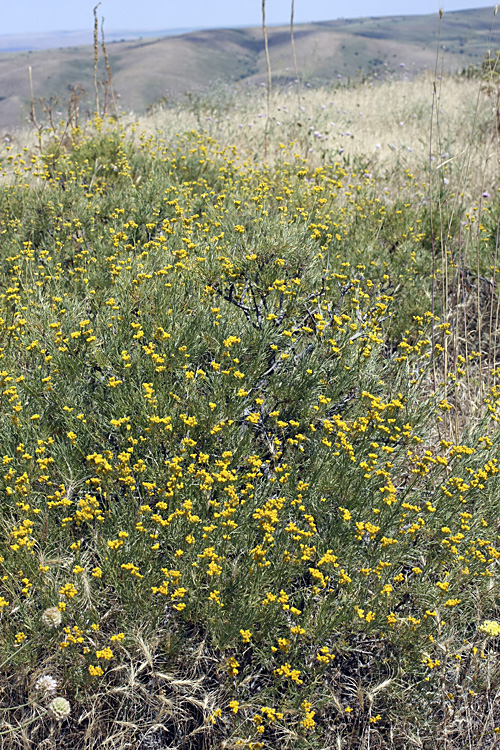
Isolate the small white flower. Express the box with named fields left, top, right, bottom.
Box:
left=41, top=607, right=62, bottom=628
left=48, top=697, right=71, bottom=720
left=35, top=675, right=58, bottom=696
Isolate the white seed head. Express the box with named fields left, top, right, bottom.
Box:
left=48, top=696, right=71, bottom=720
left=41, top=607, right=62, bottom=628
left=34, top=675, right=58, bottom=696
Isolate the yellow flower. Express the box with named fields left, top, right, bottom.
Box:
left=301, top=700, right=316, bottom=729
left=386, top=612, right=398, bottom=626
left=316, top=646, right=335, bottom=664
left=96, top=647, right=114, bottom=660
left=59, top=583, right=78, bottom=599
left=480, top=620, right=500, bottom=636
left=208, top=708, right=222, bottom=724
left=226, top=656, right=239, bottom=676
left=273, top=662, right=303, bottom=684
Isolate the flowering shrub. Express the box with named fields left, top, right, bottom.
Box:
left=0, top=92, right=499, bottom=749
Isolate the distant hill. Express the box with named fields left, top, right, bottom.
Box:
left=0, top=6, right=495, bottom=132
left=0, top=29, right=193, bottom=53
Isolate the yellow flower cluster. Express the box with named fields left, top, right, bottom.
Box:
left=0, top=109, right=499, bottom=747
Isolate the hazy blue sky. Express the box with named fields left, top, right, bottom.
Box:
left=0, top=1, right=495, bottom=35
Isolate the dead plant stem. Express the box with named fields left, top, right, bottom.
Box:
left=290, top=0, right=301, bottom=115
left=429, top=10, right=444, bottom=398
left=262, top=0, right=272, bottom=160
left=93, top=4, right=101, bottom=116
left=101, top=16, right=120, bottom=120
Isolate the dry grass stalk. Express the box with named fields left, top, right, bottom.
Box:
left=261, top=0, right=272, bottom=158
left=428, top=10, right=444, bottom=396
left=28, top=66, right=43, bottom=152
left=290, top=0, right=301, bottom=114
left=101, top=17, right=120, bottom=120
left=93, top=4, right=101, bottom=116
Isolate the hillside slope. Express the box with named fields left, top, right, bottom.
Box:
left=0, top=6, right=495, bottom=131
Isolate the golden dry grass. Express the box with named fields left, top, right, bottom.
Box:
left=137, top=73, right=499, bottom=194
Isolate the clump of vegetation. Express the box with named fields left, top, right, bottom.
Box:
left=1, top=46, right=500, bottom=750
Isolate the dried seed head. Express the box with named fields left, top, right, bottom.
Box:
left=34, top=675, right=58, bottom=696
left=48, top=696, right=71, bottom=720
left=41, top=606, right=62, bottom=628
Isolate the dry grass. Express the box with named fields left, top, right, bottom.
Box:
left=137, top=73, right=498, bottom=193
left=6, top=69, right=498, bottom=194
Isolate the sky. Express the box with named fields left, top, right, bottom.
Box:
left=0, top=0, right=496, bottom=35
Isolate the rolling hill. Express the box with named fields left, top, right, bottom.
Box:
left=0, top=6, right=496, bottom=132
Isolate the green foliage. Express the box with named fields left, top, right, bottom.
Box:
left=0, top=113, right=499, bottom=750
